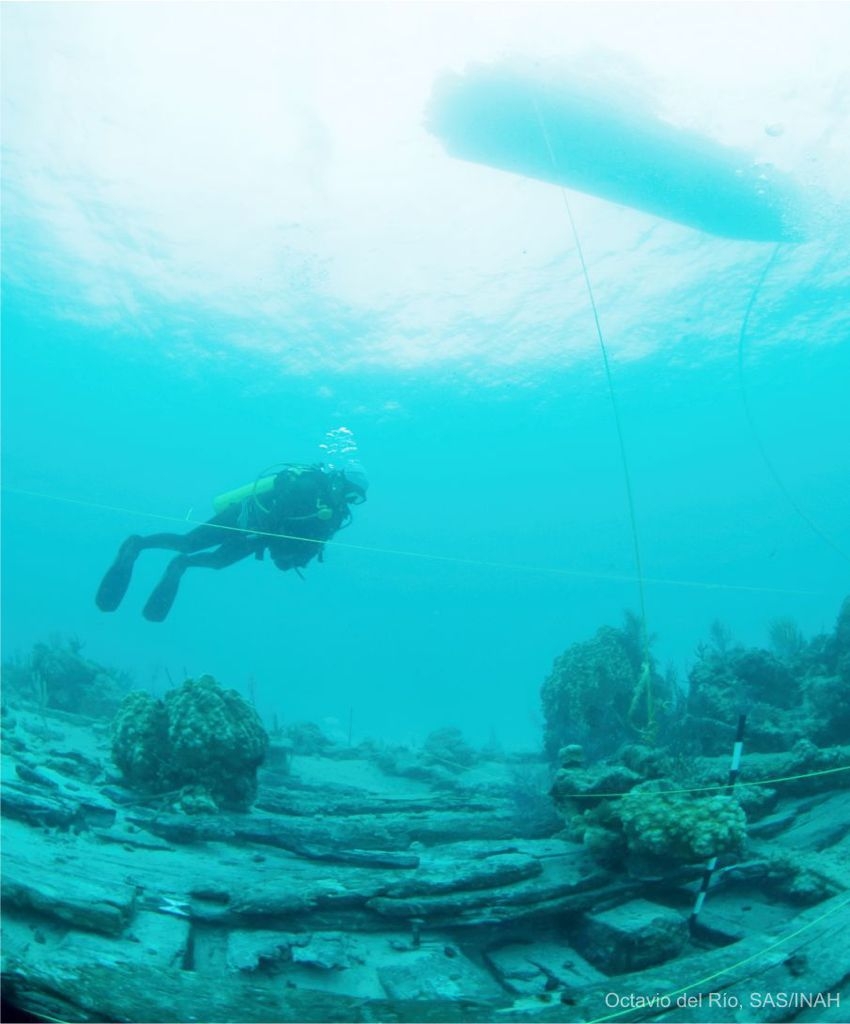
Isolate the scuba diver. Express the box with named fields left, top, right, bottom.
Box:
left=95, top=462, right=368, bottom=622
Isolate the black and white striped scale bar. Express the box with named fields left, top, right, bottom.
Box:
left=689, top=713, right=747, bottom=931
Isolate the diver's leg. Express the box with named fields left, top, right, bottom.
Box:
left=95, top=514, right=238, bottom=613
left=136, top=516, right=239, bottom=554
left=142, top=540, right=254, bottom=623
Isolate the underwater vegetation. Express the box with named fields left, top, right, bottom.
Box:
left=2, top=602, right=849, bottom=1022
left=1, top=636, right=132, bottom=719
left=540, top=611, right=672, bottom=759
left=546, top=595, right=850, bottom=882
left=421, top=726, right=477, bottom=771
left=551, top=726, right=848, bottom=902
left=110, top=675, right=268, bottom=811
left=542, top=596, right=850, bottom=763
left=684, top=595, right=850, bottom=754
left=277, top=719, right=335, bottom=756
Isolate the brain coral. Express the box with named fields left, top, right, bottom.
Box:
left=111, top=690, right=169, bottom=788
left=541, top=625, right=641, bottom=759
left=617, top=787, right=746, bottom=863
left=111, top=674, right=268, bottom=810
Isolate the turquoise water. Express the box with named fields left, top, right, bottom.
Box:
left=2, top=3, right=849, bottom=749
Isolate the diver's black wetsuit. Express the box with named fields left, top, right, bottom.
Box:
left=95, top=464, right=365, bottom=622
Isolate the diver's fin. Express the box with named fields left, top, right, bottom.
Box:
left=95, top=536, right=142, bottom=612
left=142, top=559, right=185, bottom=622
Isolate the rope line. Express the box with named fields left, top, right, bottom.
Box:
left=531, top=93, right=653, bottom=729
left=1, top=485, right=821, bottom=597
left=738, top=244, right=850, bottom=563
left=587, top=892, right=850, bottom=1023
left=558, top=762, right=850, bottom=800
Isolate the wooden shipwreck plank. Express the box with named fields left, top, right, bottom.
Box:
left=1, top=857, right=137, bottom=937
left=0, top=959, right=507, bottom=1023
left=508, top=891, right=850, bottom=1023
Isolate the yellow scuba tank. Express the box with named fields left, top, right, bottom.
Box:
left=212, top=475, right=276, bottom=514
